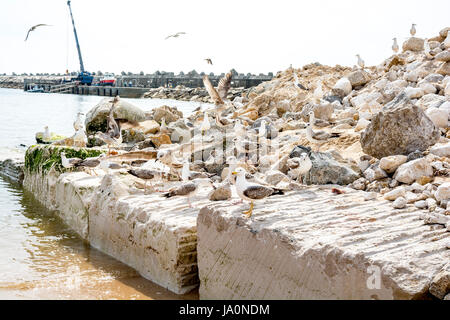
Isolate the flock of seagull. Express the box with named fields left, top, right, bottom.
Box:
left=37, top=22, right=427, bottom=218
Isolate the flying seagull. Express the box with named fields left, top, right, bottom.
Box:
left=25, top=24, right=52, bottom=41
left=165, top=32, right=186, bottom=40
left=205, top=58, right=213, bottom=65
left=202, top=72, right=232, bottom=105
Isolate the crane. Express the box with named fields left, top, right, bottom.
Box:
left=67, top=0, right=93, bottom=85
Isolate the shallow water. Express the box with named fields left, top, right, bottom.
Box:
left=0, top=88, right=202, bottom=299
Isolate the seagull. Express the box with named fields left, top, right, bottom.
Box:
left=313, top=80, right=324, bottom=103
left=73, top=112, right=84, bottom=131
left=202, top=72, right=232, bottom=105
left=74, top=154, right=105, bottom=175
left=165, top=32, right=186, bottom=40
left=128, top=168, right=165, bottom=193
left=234, top=119, right=247, bottom=139
left=293, top=72, right=307, bottom=90
left=392, top=38, right=399, bottom=54
left=43, top=126, right=51, bottom=141
left=287, top=153, right=312, bottom=184
left=306, top=112, right=340, bottom=151
left=160, top=117, right=169, bottom=135
left=162, top=178, right=212, bottom=208
left=25, top=24, right=52, bottom=41
left=73, top=128, right=87, bottom=147
left=96, top=131, right=122, bottom=154
left=200, top=112, right=211, bottom=135
left=60, top=152, right=82, bottom=169
left=181, top=160, right=213, bottom=181
left=205, top=58, right=213, bottom=65
left=424, top=38, right=433, bottom=59
left=356, top=54, right=365, bottom=69
left=257, top=120, right=267, bottom=139
left=410, top=23, right=416, bottom=36
left=107, top=96, right=121, bottom=139
left=232, top=168, right=282, bottom=218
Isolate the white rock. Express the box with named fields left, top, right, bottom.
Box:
left=394, top=158, right=433, bottom=184
left=409, top=182, right=425, bottom=193
left=426, top=198, right=438, bottom=211
left=363, top=163, right=388, bottom=182
left=435, top=182, right=450, bottom=203
left=439, top=101, right=450, bottom=119
left=421, top=212, right=450, bottom=225
left=393, top=197, right=407, bottom=209
left=425, top=107, right=448, bottom=128
left=384, top=187, right=406, bottom=201
left=419, top=82, right=436, bottom=95
left=404, top=87, right=424, bottom=99
left=332, top=77, right=352, bottom=97
left=445, top=82, right=450, bottom=97
left=414, top=200, right=427, bottom=209
left=374, top=78, right=389, bottom=90
left=379, top=155, right=407, bottom=174
left=363, top=192, right=377, bottom=201
left=430, top=143, right=450, bottom=157
left=354, top=118, right=370, bottom=132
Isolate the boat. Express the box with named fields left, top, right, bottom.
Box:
left=99, top=74, right=116, bottom=86
left=27, top=85, right=45, bottom=93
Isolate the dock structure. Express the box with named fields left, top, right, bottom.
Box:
left=21, top=72, right=273, bottom=98
left=24, top=79, right=149, bottom=98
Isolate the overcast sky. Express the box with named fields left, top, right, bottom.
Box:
left=1, top=0, right=449, bottom=75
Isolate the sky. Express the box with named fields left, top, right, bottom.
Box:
left=0, top=0, right=449, bottom=75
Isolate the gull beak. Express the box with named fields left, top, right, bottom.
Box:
left=231, top=171, right=238, bottom=175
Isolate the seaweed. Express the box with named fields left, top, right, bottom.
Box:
left=25, top=145, right=104, bottom=174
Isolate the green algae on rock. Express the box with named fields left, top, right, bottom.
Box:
left=25, top=145, right=104, bottom=173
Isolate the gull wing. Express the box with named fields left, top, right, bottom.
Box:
left=202, top=75, right=224, bottom=105
left=217, top=72, right=232, bottom=100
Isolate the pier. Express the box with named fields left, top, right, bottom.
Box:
left=24, top=79, right=149, bottom=98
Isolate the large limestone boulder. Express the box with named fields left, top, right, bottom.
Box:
left=360, top=94, right=440, bottom=158
left=303, top=152, right=359, bottom=185
left=402, top=37, right=424, bottom=52
left=347, top=70, right=371, bottom=87
left=85, top=98, right=145, bottom=134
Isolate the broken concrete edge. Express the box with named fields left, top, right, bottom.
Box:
left=196, top=195, right=448, bottom=300
left=19, top=145, right=199, bottom=295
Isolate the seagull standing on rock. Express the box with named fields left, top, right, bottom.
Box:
left=410, top=23, right=417, bottom=36
left=313, top=80, right=324, bottom=103
left=392, top=38, right=399, bottom=53
left=200, top=112, right=210, bottom=135
left=162, top=178, right=212, bottom=208
left=232, top=168, right=283, bottom=218
left=356, top=54, right=365, bottom=69
left=287, top=153, right=312, bottom=184
left=60, top=152, right=82, bottom=169
left=43, top=126, right=51, bottom=141
left=73, top=112, right=84, bottom=131
left=306, top=112, right=340, bottom=151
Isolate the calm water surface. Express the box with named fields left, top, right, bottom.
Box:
left=0, top=88, right=202, bottom=299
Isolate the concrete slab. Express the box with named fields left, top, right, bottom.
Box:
left=197, top=186, right=449, bottom=299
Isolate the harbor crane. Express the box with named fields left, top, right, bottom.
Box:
left=67, top=0, right=93, bottom=85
